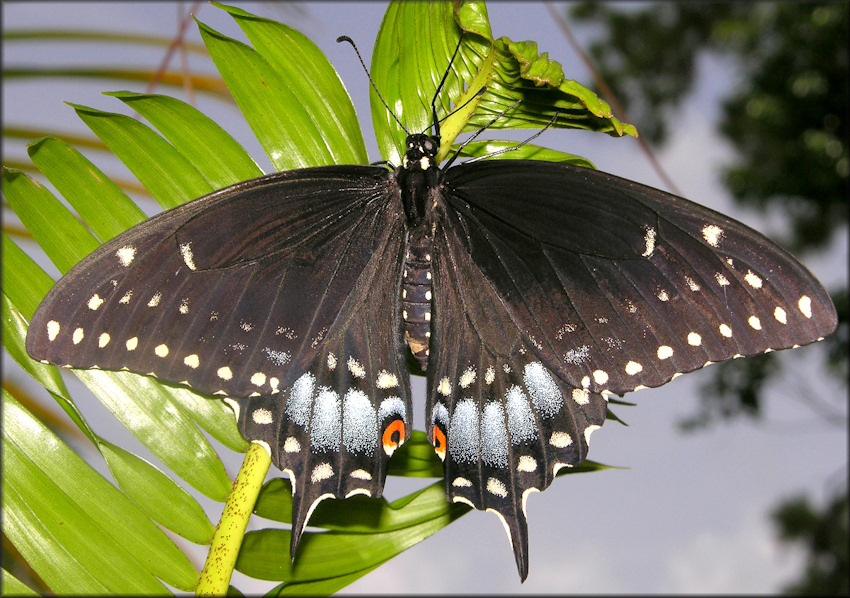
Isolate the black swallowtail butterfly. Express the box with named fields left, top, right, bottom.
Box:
left=25, top=43, right=837, bottom=582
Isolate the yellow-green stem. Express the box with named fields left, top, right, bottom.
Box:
left=196, top=442, right=271, bottom=596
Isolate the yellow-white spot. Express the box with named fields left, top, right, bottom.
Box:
left=687, top=332, right=702, bottom=346
left=98, top=333, right=110, bottom=348
left=184, top=354, right=200, bottom=369
left=517, top=455, right=537, bottom=472
left=425, top=311, right=431, bottom=321
left=126, top=336, right=138, bottom=351
left=425, top=290, right=432, bottom=300
left=327, top=353, right=337, bottom=370
left=584, top=424, right=601, bottom=445
left=521, top=487, right=540, bottom=517
left=486, top=477, right=508, bottom=498
left=658, top=290, right=669, bottom=302
left=88, top=294, right=104, bottom=310
left=119, top=291, right=132, bottom=304
left=572, top=388, right=590, bottom=405
left=685, top=277, right=701, bottom=291
left=438, top=377, right=452, bottom=396
left=250, top=372, right=267, bottom=387
left=642, top=227, right=656, bottom=257
left=702, top=224, right=724, bottom=247
left=581, top=375, right=590, bottom=388
left=269, top=377, right=280, bottom=392
left=347, top=357, right=366, bottom=379
left=798, top=295, right=812, bottom=318
left=179, top=242, right=196, bottom=270
left=46, top=321, right=60, bottom=342
left=453, top=496, right=476, bottom=508
left=72, top=327, right=84, bottom=345
left=625, top=360, right=643, bottom=375
left=283, top=437, right=301, bottom=453
left=744, top=270, right=763, bottom=289
left=345, top=488, right=371, bottom=498
left=715, top=273, right=730, bottom=286
left=154, top=344, right=169, bottom=358
left=222, top=398, right=240, bottom=420
left=179, top=299, right=189, bottom=314
left=217, top=366, right=233, bottom=380
left=376, top=370, right=398, bottom=389
left=311, top=462, right=334, bottom=483
left=252, top=408, right=273, bottom=424
left=592, top=369, right=608, bottom=385
left=485, top=366, right=496, bottom=384
left=116, top=245, right=136, bottom=267
left=657, top=345, right=674, bottom=360
left=748, top=315, right=762, bottom=330
left=459, top=367, right=476, bottom=388
left=419, top=156, right=430, bottom=170
left=774, top=306, right=787, bottom=324
left=452, top=477, right=473, bottom=487
left=719, top=324, right=733, bottom=337
left=147, top=292, right=162, bottom=308
left=350, top=469, right=372, bottom=480
left=549, top=431, right=573, bottom=448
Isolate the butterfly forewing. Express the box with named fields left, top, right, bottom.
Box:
left=27, top=165, right=413, bottom=549
left=441, top=160, right=837, bottom=397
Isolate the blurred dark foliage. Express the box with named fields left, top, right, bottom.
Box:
left=772, top=486, right=849, bottom=594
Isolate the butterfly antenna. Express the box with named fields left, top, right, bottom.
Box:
left=428, top=30, right=467, bottom=139
left=337, top=35, right=408, bottom=135
left=442, top=99, right=526, bottom=169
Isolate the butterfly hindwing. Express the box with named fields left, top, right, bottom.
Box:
left=441, top=160, right=837, bottom=397
left=427, top=201, right=608, bottom=580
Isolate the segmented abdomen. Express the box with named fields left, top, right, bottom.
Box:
left=401, top=235, right=433, bottom=371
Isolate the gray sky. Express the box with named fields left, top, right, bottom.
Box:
left=3, top=2, right=847, bottom=594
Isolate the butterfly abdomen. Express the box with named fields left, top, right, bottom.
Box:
left=401, top=233, right=434, bottom=371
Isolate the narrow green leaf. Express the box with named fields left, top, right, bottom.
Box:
left=235, top=482, right=468, bottom=582
left=2, top=293, right=100, bottom=447
left=197, top=17, right=339, bottom=171
left=372, top=1, right=471, bottom=164
left=103, top=91, right=264, bottom=188
left=2, top=167, right=100, bottom=274
left=4, top=66, right=230, bottom=98
left=0, top=569, right=39, bottom=596
left=5, top=28, right=209, bottom=54
left=2, top=390, right=199, bottom=593
left=99, top=440, right=216, bottom=544
left=27, top=137, right=147, bottom=240
left=75, top=369, right=233, bottom=502
left=1, top=234, right=56, bottom=318
left=213, top=2, right=367, bottom=165
left=454, top=140, right=597, bottom=168
left=69, top=102, right=214, bottom=209
left=165, top=385, right=250, bottom=454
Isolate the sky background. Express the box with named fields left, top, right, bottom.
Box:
left=2, top=1, right=847, bottom=594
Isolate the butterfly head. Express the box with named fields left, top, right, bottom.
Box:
left=402, top=134, right=440, bottom=172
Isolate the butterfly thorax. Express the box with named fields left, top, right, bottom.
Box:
left=398, top=133, right=440, bottom=370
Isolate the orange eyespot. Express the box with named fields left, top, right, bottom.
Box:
left=432, top=425, right=447, bottom=461
left=382, top=419, right=406, bottom=456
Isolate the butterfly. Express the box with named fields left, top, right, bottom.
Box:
left=25, top=41, right=837, bottom=582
